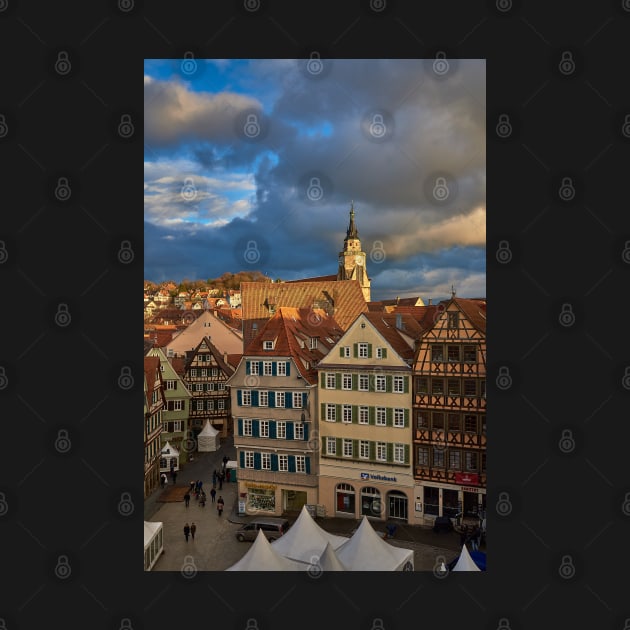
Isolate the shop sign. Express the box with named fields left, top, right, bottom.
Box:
left=461, top=487, right=479, bottom=493
left=247, top=483, right=276, bottom=491
left=360, top=472, right=397, bottom=482
left=455, top=473, right=479, bottom=486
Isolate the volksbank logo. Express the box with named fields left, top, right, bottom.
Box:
left=360, top=472, right=397, bottom=482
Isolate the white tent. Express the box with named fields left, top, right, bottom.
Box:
left=336, top=516, right=415, bottom=571
left=451, top=544, right=481, bottom=572
left=144, top=521, right=163, bottom=571
left=271, top=505, right=348, bottom=563
left=197, top=420, right=219, bottom=452
left=160, top=441, right=179, bottom=473
left=225, top=528, right=308, bottom=571
left=315, top=541, right=348, bottom=571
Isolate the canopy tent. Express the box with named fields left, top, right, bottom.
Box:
left=197, top=420, right=219, bottom=452
left=336, top=516, right=415, bottom=571
left=451, top=544, right=481, bottom=572
left=144, top=521, right=163, bottom=571
left=159, top=441, right=180, bottom=473
left=271, top=505, right=348, bottom=564
left=225, top=528, right=308, bottom=571
left=314, top=541, right=348, bottom=571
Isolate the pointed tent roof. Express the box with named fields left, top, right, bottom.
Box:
left=160, top=441, right=179, bottom=456
left=225, top=528, right=307, bottom=571
left=270, top=505, right=348, bottom=562
left=451, top=544, right=482, bottom=572
left=144, top=521, right=162, bottom=549
left=336, top=516, right=414, bottom=571
left=198, top=419, right=219, bottom=437
left=316, top=541, right=348, bottom=571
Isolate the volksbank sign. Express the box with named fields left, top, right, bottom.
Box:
left=360, top=472, right=397, bottom=482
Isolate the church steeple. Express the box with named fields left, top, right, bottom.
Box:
left=345, top=201, right=358, bottom=241
left=337, top=201, right=370, bottom=303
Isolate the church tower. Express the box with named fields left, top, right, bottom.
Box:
left=337, top=203, right=371, bottom=302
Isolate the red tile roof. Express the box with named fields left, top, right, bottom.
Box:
left=361, top=312, right=416, bottom=362
left=283, top=274, right=338, bottom=283
left=452, top=297, right=486, bottom=334
left=184, top=336, right=236, bottom=376
left=144, top=356, right=161, bottom=393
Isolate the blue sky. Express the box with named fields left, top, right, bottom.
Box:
left=144, top=59, right=486, bottom=302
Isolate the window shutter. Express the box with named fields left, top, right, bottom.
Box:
left=286, top=361, right=290, bottom=376
left=353, top=343, right=358, bottom=358
left=305, top=457, right=311, bottom=474
left=369, top=406, right=375, bottom=425
left=253, top=452, right=261, bottom=469
left=369, top=374, right=375, bottom=392
left=286, top=394, right=292, bottom=409
left=270, top=421, right=277, bottom=439
left=288, top=456, right=296, bottom=473
left=246, top=361, right=250, bottom=375
left=321, top=403, right=325, bottom=420
left=252, top=420, right=260, bottom=437
left=352, top=405, right=358, bottom=424
left=352, top=439, right=358, bottom=458
left=404, top=444, right=410, bottom=465
left=336, top=404, right=341, bottom=422
left=386, top=376, right=392, bottom=392
left=286, top=422, right=294, bottom=440
left=237, top=419, right=243, bottom=436
left=352, top=374, right=358, bottom=390
left=268, top=391, right=275, bottom=408
left=258, top=361, right=263, bottom=375
left=322, top=437, right=326, bottom=455
left=386, top=442, right=393, bottom=463
left=320, top=372, right=326, bottom=388
left=335, top=373, right=341, bottom=389
left=404, top=408, right=409, bottom=427
left=381, top=348, right=387, bottom=359
left=303, top=423, right=309, bottom=442
left=251, top=390, right=259, bottom=407
left=237, top=390, right=242, bottom=406
left=336, top=437, right=342, bottom=455
left=271, top=454, right=278, bottom=471
left=239, top=451, right=244, bottom=467
left=386, top=407, right=393, bottom=426
left=404, top=376, right=409, bottom=394
left=302, top=392, right=307, bottom=408
left=367, top=344, right=372, bottom=358
left=339, top=347, right=344, bottom=357
left=272, top=362, right=277, bottom=376
left=369, top=441, right=376, bottom=461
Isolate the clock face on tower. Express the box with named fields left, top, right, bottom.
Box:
left=355, top=255, right=364, bottom=265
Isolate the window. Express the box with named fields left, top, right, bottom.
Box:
left=375, top=375, right=386, bottom=392
left=417, top=446, right=429, bottom=466
left=259, top=390, right=268, bottom=407
left=433, top=447, right=445, bottom=468
left=195, top=383, right=203, bottom=392
left=447, top=345, right=460, bottom=362
left=263, top=361, right=273, bottom=376
left=447, top=379, right=460, bottom=396
left=277, top=362, right=286, bottom=376
left=448, top=413, right=461, bottom=431
left=393, top=408, right=405, bottom=427
left=200, top=369, right=207, bottom=377
left=393, top=376, right=404, bottom=393
left=393, top=443, right=405, bottom=463
left=263, top=340, right=274, bottom=350
left=416, top=411, right=429, bottom=429
left=431, top=379, right=444, bottom=395
left=359, top=406, right=369, bottom=425
left=292, top=392, right=303, bottom=409
left=342, top=373, right=352, bottom=390
left=342, top=346, right=351, bottom=358
left=261, top=452, right=271, bottom=469
left=376, top=347, right=385, bottom=358
left=376, top=442, right=387, bottom=461
left=211, top=368, right=217, bottom=377
left=464, top=415, right=477, bottom=433
left=358, top=343, right=369, bottom=358
left=309, top=337, right=318, bottom=350
left=294, top=423, right=304, bottom=440
left=463, top=345, right=476, bottom=362
left=464, top=380, right=477, bottom=396
left=276, top=421, right=286, bottom=439
left=207, top=383, right=215, bottom=391
left=432, top=412, right=445, bottom=430
left=449, top=450, right=461, bottom=470
left=326, top=373, right=335, bottom=389
left=217, top=399, right=224, bottom=410
left=415, top=377, right=428, bottom=394
left=376, top=407, right=386, bottom=426
left=279, top=455, right=288, bottom=471
left=358, top=374, right=369, bottom=391
left=242, top=390, right=251, bottom=406
left=326, top=404, right=336, bottom=422
left=250, top=361, right=259, bottom=375
left=342, top=405, right=352, bottom=423
left=196, top=400, right=204, bottom=410
left=164, top=420, right=183, bottom=433
left=465, top=452, right=478, bottom=471
left=165, top=380, right=177, bottom=390
left=343, top=439, right=353, bottom=457
left=431, top=345, right=444, bottom=362
left=242, top=419, right=252, bottom=436
left=190, top=369, right=197, bottom=377
left=448, top=312, right=459, bottom=329
left=260, top=420, right=269, bottom=437
left=275, top=391, right=285, bottom=408
left=244, top=451, right=254, bottom=468
left=359, top=440, right=369, bottom=459
left=327, top=437, right=336, bottom=455
left=218, top=383, right=225, bottom=391
left=295, top=455, right=306, bottom=473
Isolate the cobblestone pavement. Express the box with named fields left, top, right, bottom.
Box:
left=145, top=440, right=483, bottom=572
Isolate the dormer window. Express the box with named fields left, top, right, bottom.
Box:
left=263, top=340, right=274, bottom=350
left=309, top=337, right=318, bottom=350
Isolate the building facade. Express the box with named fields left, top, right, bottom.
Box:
left=412, top=296, right=487, bottom=524
left=144, top=356, right=165, bottom=497
left=316, top=312, right=417, bottom=523
left=227, top=307, right=344, bottom=516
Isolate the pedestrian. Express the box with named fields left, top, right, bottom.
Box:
left=184, top=492, right=190, bottom=507
left=189, top=480, right=195, bottom=493
left=222, top=455, right=228, bottom=469
left=471, top=525, right=480, bottom=552
left=160, top=473, right=166, bottom=488
left=184, top=523, right=190, bottom=542
left=190, top=522, right=196, bottom=540
left=200, top=491, right=206, bottom=507
left=210, top=487, right=216, bottom=503
left=218, top=472, right=224, bottom=490
left=217, top=496, right=224, bottom=517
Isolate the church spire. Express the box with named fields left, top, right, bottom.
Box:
left=346, top=202, right=358, bottom=240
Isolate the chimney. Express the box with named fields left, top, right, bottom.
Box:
left=427, top=298, right=432, bottom=305
left=223, top=351, right=228, bottom=365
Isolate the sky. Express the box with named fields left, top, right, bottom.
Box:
left=144, top=59, right=486, bottom=303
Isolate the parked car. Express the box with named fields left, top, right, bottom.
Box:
left=235, top=517, right=290, bottom=542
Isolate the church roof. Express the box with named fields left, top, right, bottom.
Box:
left=345, top=204, right=359, bottom=240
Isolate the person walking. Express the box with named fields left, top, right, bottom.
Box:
left=222, top=455, right=228, bottom=470
left=183, top=523, right=190, bottom=542
left=218, top=472, right=224, bottom=490
left=190, top=522, right=196, bottom=540
left=212, top=470, right=217, bottom=486
left=184, top=492, right=191, bottom=507
left=199, top=491, right=206, bottom=507
left=189, top=480, right=195, bottom=494
left=210, top=487, right=216, bottom=503
left=217, top=496, right=224, bottom=517
left=160, top=473, right=166, bottom=488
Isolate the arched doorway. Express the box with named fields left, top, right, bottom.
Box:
left=335, top=483, right=356, bottom=515
left=387, top=490, right=408, bottom=522
left=360, top=486, right=382, bottom=517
